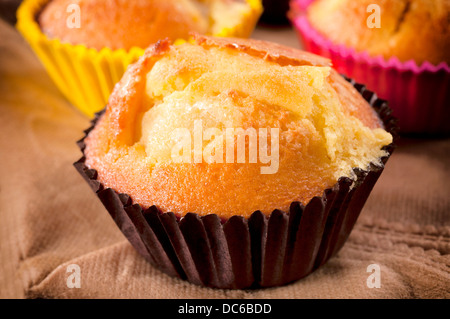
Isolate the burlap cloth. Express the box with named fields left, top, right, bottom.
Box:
left=0, top=19, right=449, bottom=299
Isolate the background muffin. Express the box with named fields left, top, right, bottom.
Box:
left=290, top=0, right=450, bottom=134
left=17, top=0, right=262, bottom=117
left=39, top=0, right=258, bottom=51
left=307, top=0, right=450, bottom=65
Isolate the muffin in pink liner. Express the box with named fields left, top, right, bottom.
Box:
left=289, top=0, right=450, bottom=135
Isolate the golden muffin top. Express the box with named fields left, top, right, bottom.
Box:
left=83, top=35, right=392, bottom=219
left=39, top=0, right=256, bottom=50
left=307, top=0, right=450, bottom=65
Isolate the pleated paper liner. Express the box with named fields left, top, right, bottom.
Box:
left=289, top=0, right=450, bottom=135
left=16, top=0, right=263, bottom=118
left=74, top=81, right=398, bottom=289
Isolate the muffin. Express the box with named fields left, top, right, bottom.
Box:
left=39, top=0, right=259, bottom=51
left=75, top=35, right=396, bottom=288
left=16, top=0, right=262, bottom=117
left=290, top=0, right=450, bottom=134
left=307, top=0, right=450, bottom=65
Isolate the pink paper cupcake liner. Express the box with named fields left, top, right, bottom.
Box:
left=290, top=0, right=450, bottom=135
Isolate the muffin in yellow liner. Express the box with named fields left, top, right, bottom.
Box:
left=16, top=0, right=263, bottom=118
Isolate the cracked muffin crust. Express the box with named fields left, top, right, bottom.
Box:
left=83, top=35, right=393, bottom=219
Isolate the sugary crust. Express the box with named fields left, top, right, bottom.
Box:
left=193, top=33, right=332, bottom=67
left=307, top=0, right=450, bottom=65
left=195, top=35, right=383, bottom=129
left=84, top=35, right=389, bottom=218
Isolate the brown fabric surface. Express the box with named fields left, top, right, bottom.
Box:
left=0, top=19, right=449, bottom=299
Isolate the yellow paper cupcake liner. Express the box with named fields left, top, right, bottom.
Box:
left=16, top=0, right=263, bottom=118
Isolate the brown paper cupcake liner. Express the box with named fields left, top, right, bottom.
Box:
left=74, top=80, right=398, bottom=289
